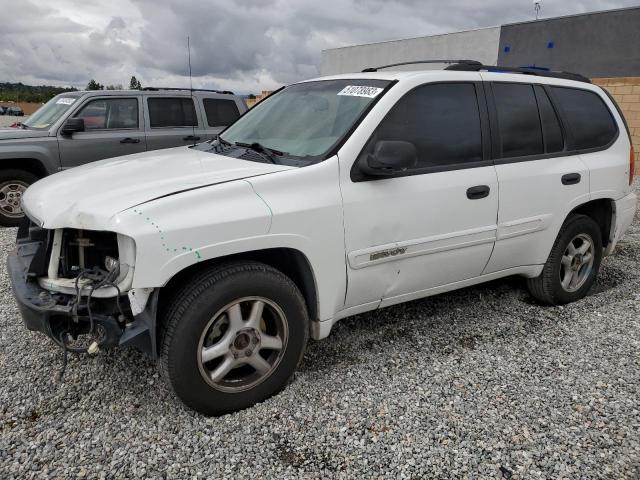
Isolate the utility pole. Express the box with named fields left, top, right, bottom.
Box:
left=534, top=0, right=542, bottom=20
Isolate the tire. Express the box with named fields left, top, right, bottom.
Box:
left=0, top=169, right=38, bottom=227
left=527, top=214, right=603, bottom=305
left=160, top=261, right=309, bottom=415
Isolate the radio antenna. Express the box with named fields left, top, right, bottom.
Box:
left=187, top=36, right=197, bottom=145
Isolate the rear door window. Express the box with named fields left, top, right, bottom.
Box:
left=148, top=97, right=197, bottom=128
left=534, top=86, right=564, bottom=153
left=492, top=83, right=543, bottom=158
left=203, top=99, right=240, bottom=127
left=550, top=87, right=617, bottom=150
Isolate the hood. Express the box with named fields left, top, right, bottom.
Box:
left=0, top=127, right=50, bottom=140
left=23, top=146, right=293, bottom=229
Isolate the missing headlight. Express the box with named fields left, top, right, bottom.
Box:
left=58, top=229, right=119, bottom=278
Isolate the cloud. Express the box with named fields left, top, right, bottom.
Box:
left=0, top=0, right=638, bottom=93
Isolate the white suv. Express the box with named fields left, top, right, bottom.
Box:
left=9, top=61, right=637, bottom=415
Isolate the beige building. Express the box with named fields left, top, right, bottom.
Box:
left=593, top=78, right=640, bottom=168
left=245, top=90, right=274, bottom=109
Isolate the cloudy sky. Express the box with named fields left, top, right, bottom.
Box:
left=1, top=0, right=638, bottom=93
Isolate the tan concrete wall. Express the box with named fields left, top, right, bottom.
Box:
left=593, top=77, right=640, bottom=171
left=245, top=90, right=274, bottom=109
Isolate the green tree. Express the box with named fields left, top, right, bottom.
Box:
left=129, top=76, right=142, bottom=90
left=86, top=79, right=104, bottom=91
left=106, top=84, right=123, bottom=90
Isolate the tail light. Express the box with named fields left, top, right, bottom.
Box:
left=630, top=147, right=636, bottom=185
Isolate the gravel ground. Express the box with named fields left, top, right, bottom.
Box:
left=0, top=116, right=27, bottom=128
left=1, top=202, right=640, bottom=479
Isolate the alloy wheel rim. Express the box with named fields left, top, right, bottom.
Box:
left=0, top=181, right=27, bottom=218
left=197, top=296, right=288, bottom=392
left=560, top=233, right=595, bottom=293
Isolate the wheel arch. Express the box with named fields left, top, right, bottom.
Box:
left=157, top=247, right=319, bottom=328
left=0, top=158, right=49, bottom=179
left=567, top=198, right=614, bottom=249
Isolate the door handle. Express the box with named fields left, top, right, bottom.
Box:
left=183, top=135, right=201, bottom=141
left=466, top=185, right=490, bottom=200
left=120, top=137, right=140, bottom=144
left=561, top=173, right=581, bottom=185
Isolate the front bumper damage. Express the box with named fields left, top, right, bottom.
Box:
left=8, top=220, right=160, bottom=359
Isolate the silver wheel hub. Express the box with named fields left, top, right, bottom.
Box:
left=560, top=233, right=595, bottom=293
left=229, top=328, right=260, bottom=358
left=197, top=296, right=288, bottom=392
left=0, top=182, right=28, bottom=218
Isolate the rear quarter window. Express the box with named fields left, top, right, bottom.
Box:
left=203, top=98, right=240, bottom=127
left=550, top=87, right=617, bottom=150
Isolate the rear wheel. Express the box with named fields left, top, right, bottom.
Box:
left=527, top=214, right=603, bottom=305
left=0, top=169, right=38, bottom=227
left=160, top=261, right=309, bottom=415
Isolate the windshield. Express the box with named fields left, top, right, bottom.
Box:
left=23, top=96, right=79, bottom=129
left=220, top=79, right=391, bottom=159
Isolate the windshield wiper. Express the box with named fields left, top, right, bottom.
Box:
left=211, top=134, right=232, bottom=146
left=206, top=134, right=232, bottom=153
left=235, top=142, right=285, bottom=164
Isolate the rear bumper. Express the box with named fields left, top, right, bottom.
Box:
left=606, top=192, right=637, bottom=254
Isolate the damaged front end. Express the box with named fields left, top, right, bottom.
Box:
left=7, top=217, right=159, bottom=360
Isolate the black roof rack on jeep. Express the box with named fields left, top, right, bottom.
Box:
left=362, top=59, right=481, bottom=72
left=141, top=87, right=235, bottom=95
left=444, top=62, right=591, bottom=83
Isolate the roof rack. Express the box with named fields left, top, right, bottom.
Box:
left=360, top=59, right=590, bottom=84
left=444, top=62, right=591, bottom=83
left=141, top=87, right=235, bottom=95
left=362, top=59, right=482, bottom=72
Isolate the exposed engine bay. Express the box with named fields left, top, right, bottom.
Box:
left=9, top=218, right=157, bottom=380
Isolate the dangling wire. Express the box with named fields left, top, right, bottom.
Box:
left=56, top=330, right=69, bottom=383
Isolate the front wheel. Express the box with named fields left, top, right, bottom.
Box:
left=0, top=169, right=38, bottom=227
left=527, top=214, right=603, bottom=305
left=160, top=261, right=309, bottom=415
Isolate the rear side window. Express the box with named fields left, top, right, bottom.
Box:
left=493, top=83, right=543, bottom=158
left=534, top=86, right=564, bottom=153
left=203, top=99, right=240, bottom=127
left=148, top=97, right=197, bottom=128
left=364, top=83, right=483, bottom=171
left=550, top=87, right=617, bottom=150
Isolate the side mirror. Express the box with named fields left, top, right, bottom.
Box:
left=61, top=117, right=85, bottom=136
left=359, top=140, right=418, bottom=177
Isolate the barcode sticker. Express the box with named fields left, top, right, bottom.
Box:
left=56, top=98, right=75, bottom=105
left=337, top=85, right=383, bottom=98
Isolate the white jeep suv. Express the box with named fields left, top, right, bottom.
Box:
left=9, top=61, right=637, bottom=415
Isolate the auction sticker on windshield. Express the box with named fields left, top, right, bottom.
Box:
left=337, top=85, right=384, bottom=98
left=56, top=98, right=76, bottom=105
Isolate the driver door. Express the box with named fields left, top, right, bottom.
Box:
left=58, top=96, right=146, bottom=168
left=340, top=81, right=499, bottom=309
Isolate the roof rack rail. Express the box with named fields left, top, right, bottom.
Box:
left=141, top=87, right=235, bottom=95
left=444, top=62, right=591, bottom=83
left=362, top=59, right=482, bottom=72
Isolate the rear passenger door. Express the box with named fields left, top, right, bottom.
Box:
left=199, top=97, right=242, bottom=140
left=483, top=78, right=590, bottom=273
left=144, top=96, right=207, bottom=151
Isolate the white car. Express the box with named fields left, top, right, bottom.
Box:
left=9, top=61, right=637, bottom=415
